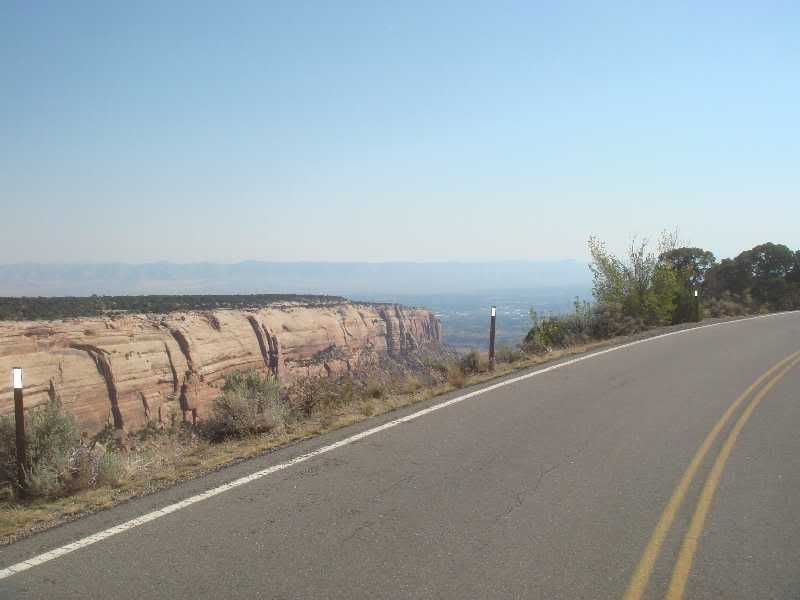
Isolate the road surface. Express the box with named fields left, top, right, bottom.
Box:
left=2, top=313, right=799, bottom=599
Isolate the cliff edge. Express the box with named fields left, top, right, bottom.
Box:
left=0, top=302, right=441, bottom=434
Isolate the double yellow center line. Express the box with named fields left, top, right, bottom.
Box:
left=623, top=349, right=800, bottom=600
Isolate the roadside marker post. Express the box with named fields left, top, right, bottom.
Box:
left=694, top=289, right=701, bottom=322
left=12, top=367, right=27, bottom=493
left=489, top=306, right=497, bottom=371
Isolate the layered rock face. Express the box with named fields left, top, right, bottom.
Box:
left=0, top=303, right=441, bottom=435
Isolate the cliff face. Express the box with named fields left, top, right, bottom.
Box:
left=0, top=303, right=441, bottom=434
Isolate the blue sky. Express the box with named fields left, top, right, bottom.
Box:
left=1, top=1, right=798, bottom=263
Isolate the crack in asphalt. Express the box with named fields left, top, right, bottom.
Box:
left=496, top=435, right=595, bottom=522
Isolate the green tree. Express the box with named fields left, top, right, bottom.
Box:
left=648, top=264, right=681, bottom=324
left=747, top=242, right=796, bottom=280
left=588, top=232, right=683, bottom=326
left=660, top=247, right=716, bottom=289
left=737, top=243, right=795, bottom=307
left=789, top=251, right=800, bottom=285
left=704, top=258, right=743, bottom=298
left=588, top=236, right=626, bottom=308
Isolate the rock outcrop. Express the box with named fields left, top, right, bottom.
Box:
left=0, top=303, right=441, bottom=434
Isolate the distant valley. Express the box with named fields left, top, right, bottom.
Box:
left=0, top=260, right=592, bottom=349
left=361, top=288, right=591, bottom=350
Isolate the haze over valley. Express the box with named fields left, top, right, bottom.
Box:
left=0, top=260, right=592, bottom=348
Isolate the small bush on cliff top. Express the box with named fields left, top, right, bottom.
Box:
left=201, top=371, right=286, bottom=441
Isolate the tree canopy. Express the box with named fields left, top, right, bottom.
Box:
left=589, top=236, right=799, bottom=327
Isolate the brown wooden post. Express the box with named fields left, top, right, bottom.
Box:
left=694, top=289, right=701, bottom=322
left=489, top=306, right=497, bottom=371
left=12, top=368, right=27, bottom=492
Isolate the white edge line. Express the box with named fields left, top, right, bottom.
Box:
left=0, top=311, right=795, bottom=580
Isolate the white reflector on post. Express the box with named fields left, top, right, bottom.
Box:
left=12, top=367, right=23, bottom=390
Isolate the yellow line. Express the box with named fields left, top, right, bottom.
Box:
left=664, top=353, right=800, bottom=600
left=622, top=350, right=800, bottom=600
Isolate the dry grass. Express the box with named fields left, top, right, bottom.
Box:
left=0, top=487, right=117, bottom=539
left=0, top=335, right=634, bottom=544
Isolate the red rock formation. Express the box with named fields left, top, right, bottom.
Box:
left=0, top=303, right=441, bottom=434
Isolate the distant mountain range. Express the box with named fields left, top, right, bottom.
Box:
left=0, top=260, right=591, bottom=297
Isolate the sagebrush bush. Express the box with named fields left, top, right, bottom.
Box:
left=96, top=451, right=128, bottom=487
left=401, top=374, right=422, bottom=394
left=421, top=357, right=471, bottom=387
left=460, top=350, right=489, bottom=374
left=446, top=363, right=466, bottom=388
left=589, top=301, right=645, bottom=339
left=0, top=415, right=17, bottom=486
left=496, top=346, right=525, bottom=363
left=25, top=462, right=64, bottom=497
left=365, top=379, right=386, bottom=399
left=64, top=444, right=100, bottom=492
left=361, top=400, right=376, bottom=417
left=0, top=398, right=81, bottom=497
left=704, top=291, right=750, bottom=318
left=26, top=399, right=81, bottom=470
left=524, top=301, right=595, bottom=353
left=201, top=371, right=286, bottom=441
left=290, top=376, right=354, bottom=417
left=426, top=359, right=451, bottom=378
left=0, top=399, right=128, bottom=498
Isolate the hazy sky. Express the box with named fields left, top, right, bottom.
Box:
left=2, top=2, right=798, bottom=264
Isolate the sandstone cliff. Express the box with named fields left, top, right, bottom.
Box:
left=0, top=303, right=441, bottom=434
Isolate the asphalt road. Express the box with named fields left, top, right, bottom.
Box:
left=2, top=313, right=799, bottom=599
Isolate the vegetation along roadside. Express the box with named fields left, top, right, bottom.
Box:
left=2, top=232, right=798, bottom=542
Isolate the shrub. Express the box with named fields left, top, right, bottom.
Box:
left=524, top=312, right=566, bottom=353
left=289, top=376, right=356, bottom=418
left=460, top=350, right=489, bottom=374
left=401, top=374, right=422, bottom=394
left=0, top=397, right=133, bottom=497
left=446, top=363, right=466, bottom=388
left=361, top=401, right=375, bottom=417
left=524, top=300, right=595, bottom=353
left=96, top=451, right=128, bottom=487
left=589, top=302, right=645, bottom=339
left=0, top=415, right=17, bottom=486
left=63, top=444, right=100, bottom=492
left=419, top=358, right=468, bottom=388
left=365, top=379, right=386, bottom=399
left=588, top=233, right=713, bottom=327
left=201, top=371, right=286, bottom=441
left=672, top=288, right=696, bottom=323
left=26, top=399, right=81, bottom=471
left=25, top=462, right=64, bottom=497
left=0, top=398, right=81, bottom=497
left=426, top=359, right=451, bottom=378
left=496, top=346, right=525, bottom=364
left=704, top=291, right=750, bottom=318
